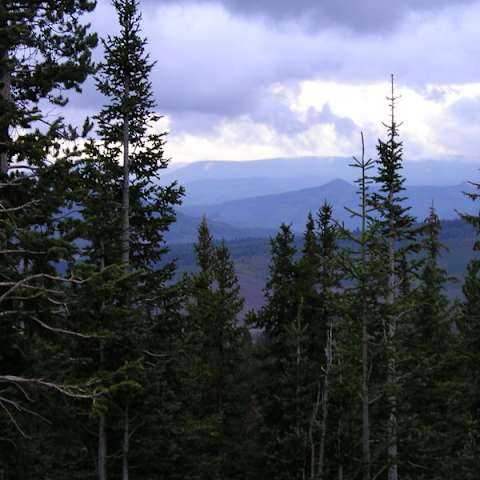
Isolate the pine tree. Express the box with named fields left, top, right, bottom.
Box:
left=314, top=203, right=344, bottom=480
left=0, top=1, right=97, bottom=466
left=369, top=76, right=419, bottom=480
left=345, top=133, right=377, bottom=480
left=458, top=258, right=480, bottom=478
left=0, top=0, right=97, bottom=173
left=457, top=176, right=480, bottom=477
left=250, top=224, right=302, bottom=480
left=64, top=1, right=183, bottom=478
left=252, top=212, right=345, bottom=480
left=402, top=207, right=457, bottom=479
left=182, top=220, right=249, bottom=480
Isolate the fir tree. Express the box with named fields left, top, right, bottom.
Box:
left=183, top=220, right=249, bottom=480
left=457, top=176, right=480, bottom=477
left=0, top=0, right=97, bottom=173
left=250, top=224, right=302, bottom=480
left=314, top=203, right=344, bottom=480
left=402, top=207, right=457, bottom=479
left=64, top=1, right=183, bottom=478
left=369, top=76, right=418, bottom=480
left=345, top=133, right=377, bottom=480
left=0, top=1, right=97, bottom=467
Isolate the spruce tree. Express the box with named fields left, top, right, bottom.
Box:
left=64, top=1, right=183, bottom=478
left=403, top=207, right=462, bottom=480
left=183, top=220, right=249, bottom=480
left=457, top=177, right=480, bottom=477
left=0, top=0, right=97, bottom=173
left=0, top=2, right=97, bottom=467
left=314, top=203, right=344, bottom=480
left=250, top=224, right=301, bottom=480
left=252, top=212, right=345, bottom=480
left=345, top=133, right=377, bottom=480
left=369, top=76, right=419, bottom=480
left=371, top=75, right=415, bottom=480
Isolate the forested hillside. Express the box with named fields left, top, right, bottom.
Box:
left=167, top=219, right=478, bottom=310
left=2, top=2, right=480, bottom=480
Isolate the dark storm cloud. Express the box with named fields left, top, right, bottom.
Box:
left=251, top=97, right=357, bottom=137
left=170, top=94, right=358, bottom=140
left=155, top=0, right=478, bottom=32
left=61, top=0, right=480, bottom=157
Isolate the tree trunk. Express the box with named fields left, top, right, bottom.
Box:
left=295, top=305, right=303, bottom=480
left=386, top=220, right=398, bottom=480
left=0, top=50, right=11, bottom=174
left=121, top=112, right=130, bottom=265
left=122, top=405, right=129, bottom=480
left=98, top=248, right=107, bottom=480
left=386, top=77, right=399, bottom=480
left=361, top=307, right=371, bottom=480
left=309, top=382, right=321, bottom=479
left=359, top=133, right=371, bottom=480
left=120, top=82, right=131, bottom=480
left=337, top=416, right=344, bottom=480
left=318, top=320, right=333, bottom=480
left=98, top=410, right=107, bottom=480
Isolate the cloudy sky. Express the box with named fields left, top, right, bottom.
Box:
left=69, top=0, right=480, bottom=163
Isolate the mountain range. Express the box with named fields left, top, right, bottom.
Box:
left=158, top=157, right=480, bottom=309
left=165, top=156, right=480, bottom=188
left=181, top=179, right=475, bottom=231
left=162, top=156, right=480, bottom=241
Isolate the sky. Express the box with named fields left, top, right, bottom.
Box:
left=67, top=0, right=480, bottom=164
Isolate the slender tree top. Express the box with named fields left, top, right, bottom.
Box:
left=460, top=180, right=480, bottom=251
left=96, top=0, right=157, bottom=145
left=195, top=217, right=215, bottom=274
left=302, top=212, right=317, bottom=257
left=370, top=75, right=415, bottom=239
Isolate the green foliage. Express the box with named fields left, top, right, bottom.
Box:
left=0, top=2, right=97, bottom=476
left=181, top=220, right=251, bottom=480
left=2, top=8, right=480, bottom=478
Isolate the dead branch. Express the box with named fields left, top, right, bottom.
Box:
left=0, top=376, right=92, bottom=399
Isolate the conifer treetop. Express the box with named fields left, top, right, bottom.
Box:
left=370, top=75, right=415, bottom=240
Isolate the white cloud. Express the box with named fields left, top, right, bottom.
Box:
left=165, top=81, right=480, bottom=163
left=67, top=1, right=480, bottom=163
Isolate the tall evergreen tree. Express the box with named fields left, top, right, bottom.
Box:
left=0, top=2, right=97, bottom=470
left=369, top=76, right=418, bottom=480
left=250, top=224, right=302, bottom=480
left=344, top=133, right=379, bottom=480
left=64, top=1, right=183, bottom=478
left=314, top=203, right=344, bottom=480
left=457, top=176, right=480, bottom=477
left=183, top=220, right=250, bottom=480
left=0, top=0, right=97, bottom=173
left=402, top=207, right=464, bottom=480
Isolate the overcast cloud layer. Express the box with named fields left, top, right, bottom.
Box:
left=65, top=0, right=480, bottom=162
left=155, top=0, right=477, bottom=32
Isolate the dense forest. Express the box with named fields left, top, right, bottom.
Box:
left=1, top=1, right=480, bottom=480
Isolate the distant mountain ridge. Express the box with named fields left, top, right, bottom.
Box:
left=180, top=176, right=331, bottom=206
left=165, top=156, right=480, bottom=190
left=183, top=179, right=475, bottom=231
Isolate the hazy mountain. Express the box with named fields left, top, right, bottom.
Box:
left=181, top=176, right=331, bottom=205
left=183, top=180, right=476, bottom=231
left=165, top=156, right=480, bottom=192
